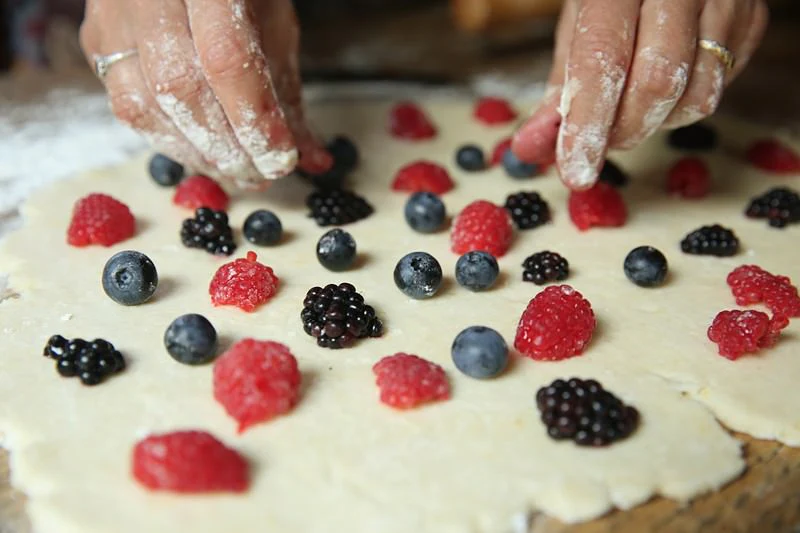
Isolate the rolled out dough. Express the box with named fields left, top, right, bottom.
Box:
left=0, top=100, right=798, bottom=533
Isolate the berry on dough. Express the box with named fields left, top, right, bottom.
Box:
left=67, top=193, right=135, bottom=247
left=373, top=353, right=450, bottom=409
left=451, top=200, right=514, bottom=257
left=502, top=149, right=539, bottom=179
left=504, top=191, right=551, bottom=230
left=213, top=339, right=302, bottom=432
left=209, top=251, right=279, bottom=312
left=623, top=246, right=669, bottom=288
left=473, top=97, right=517, bottom=125
left=514, top=285, right=596, bottom=361
left=680, top=224, right=739, bottom=257
left=316, top=228, right=358, bottom=272
left=745, top=187, right=800, bottom=229
left=404, top=192, right=447, bottom=234
left=746, top=139, right=800, bottom=174
left=173, top=175, right=229, bottom=211
left=148, top=153, right=185, bottom=187
left=132, top=430, right=249, bottom=493
left=454, top=251, right=499, bottom=292
left=102, top=250, right=159, bottom=306
left=666, top=157, right=711, bottom=199
left=707, top=310, right=788, bottom=360
left=391, top=161, right=455, bottom=195
left=567, top=182, right=627, bottom=231
left=598, top=160, right=629, bottom=188
left=301, top=283, right=383, bottom=349
left=455, top=145, right=486, bottom=172
left=393, top=251, right=444, bottom=300
left=490, top=137, right=512, bottom=166
left=726, top=265, right=800, bottom=318
left=43, top=335, right=125, bottom=386
left=164, top=314, right=219, bottom=365
left=389, top=101, right=437, bottom=140
left=306, top=189, right=374, bottom=227
left=521, top=251, right=569, bottom=285
left=181, top=207, right=237, bottom=256
left=243, top=210, right=283, bottom=246
left=667, top=122, right=718, bottom=151
left=451, top=326, right=508, bottom=379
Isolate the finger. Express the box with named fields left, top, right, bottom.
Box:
left=131, top=0, right=261, bottom=182
left=726, top=0, right=768, bottom=84
left=556, top=0, right=641, bottom=189
left=608, top=0, right=698, bottom=149
left=186, top=0, right=301, bottom=180
left=256, top=0, right=332, bottom=174
left=511, top=0, right=578, bottom=164
left=663, top=0, right=736, bottom=128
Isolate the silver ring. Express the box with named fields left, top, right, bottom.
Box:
left=93, top=49, right=138, bottom=80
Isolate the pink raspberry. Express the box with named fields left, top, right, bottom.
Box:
left=373, top=353, right=450, bottom=409
left=567, top=181, right=627, bottom=231
left=173, top=175, right=229, bottom=211
left=666, top=157, right=711, bottom=198
left=474, top=97, right=517, bottom=125
left=391, top=161, right=454, bottom=194
left=132, top=430, right=249, bottom=493
left=67, top=193, right=135, bottom=247
left=707, top=310, right=788, bottom=360
left=746, top=139, right=800, bottom=174
left=451, top=200, right=514, bottom=257
left=727, top=265, right=800, bottom=318
left=213, top=339, right=301, bottom=432
left=209, top=251, right=279, bottom=312
left=514, top=285, right=596, bottom=361
left=389, top=102, right=437, bottom=140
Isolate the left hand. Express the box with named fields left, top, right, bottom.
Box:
left=511, top=0, right=769, bottom=190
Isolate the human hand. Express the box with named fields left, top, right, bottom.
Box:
left=511, top=0, right=768, bottom=189
left=80, top=0, right=332, bottom=188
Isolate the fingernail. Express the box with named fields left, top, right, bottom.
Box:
left=556, top=122, right=602, bottom=190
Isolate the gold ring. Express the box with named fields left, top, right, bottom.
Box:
left=698, top=39, right=736, bottom=72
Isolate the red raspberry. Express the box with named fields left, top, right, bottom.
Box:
left=514, top=285, right=596, bottom=361
left=209, top=251, right=279, bottom=312
left=372, top=353, right=450, bottom=409
left=707, top=310, right=789, bottom=360
left=389, top=102, right=437, bottom=140
left=391, top=161, right=454, bottom=195
left=451, top=200, right=514, bottom=257
left=727, top=265, right=800, bottom=318
left=474, top=97, right=518, bottom=125
left=67, top=193, right=135, bottom=247
left=132, top=430, right=249, bottom=493
left=213, top=339, right=301, bottom=432
left=746, top=139, right=800, bottom=174
left=173, top=175, right=229, bottom=211
left=666, top=157, right=711, bottom=198
left=490, top=137, right=512, bottom=166
left=567, top=181, right=627, bottom=231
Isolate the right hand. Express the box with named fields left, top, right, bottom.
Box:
left=80, top=0, right=332, bottom=188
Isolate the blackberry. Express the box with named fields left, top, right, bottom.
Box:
left=504, top=191, right=551, bottom=230
left=598, top=159, right=628, bottom=187
left=536, top=378, right=639, bottom=447
left=745, top=187, right=800, bottom=228
left=680, top=224, right=739, bottom=256
left=181, top=207, right=236, bottom=256
left=43, top=335, right=125, bottom=386
left=667, top=122, right=718, bottom=151
left=306, top=189, right=373, bottom=227
left=301, top=283, right=383, bottom=349
left=522, top=251, right=569, bottom=285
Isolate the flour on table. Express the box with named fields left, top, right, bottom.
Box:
left=0, top=100, right=798, bottom=533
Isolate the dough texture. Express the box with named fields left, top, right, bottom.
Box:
left=0, top=101, right=798, bottom=533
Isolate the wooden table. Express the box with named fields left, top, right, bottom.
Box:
left=2, top=4, right=800, bottom=532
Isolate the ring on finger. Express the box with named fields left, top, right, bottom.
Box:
left=697, top=39, right=736, bottom=72
left=93, top=49, right=139, bottom=80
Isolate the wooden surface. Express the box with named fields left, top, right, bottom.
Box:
left=2, top=4, right=800, bottom=532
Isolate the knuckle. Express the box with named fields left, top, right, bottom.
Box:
left=151, top=59, right=203, bottom=101
left=638, top=58, right=683, bottom=100
left=575, top=29, right=629, bottom=70
left=200, top=34, right=252, bottom=80
left=108, top=88, right=150, bottom=130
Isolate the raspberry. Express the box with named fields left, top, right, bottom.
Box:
left=746, top=139, right=800, bottom=174
left=209, top=251, right=279, bottom=312
left=132, top=430, right=249, bottom=493
left=514, top=285, right=596, bottom=361
left=727, top=265, right=800, bottom=318
left=213, top=339, right=301, bottom=432
left=389, top=102, right=437, bottom=140
left=707, top=310, right=789, bottom=360
left=66, top=193, right=135, bottom=247
left=391, top=161, right=454, bottom=195
left=372, top=353, right=450, bottom=409
left=567, top=181, right=627, bottom=231
left=474, top=97, right=518, bottom=125
left=666, top=157, right=711, bottom=198
left=490, top=137, right=512, bottom=166
left=451, top=200, right=514, bottom=257
left=173, top=175, right=229, bottom=211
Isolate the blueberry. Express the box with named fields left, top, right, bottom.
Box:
left=455, top=144, right=486, bottom=172
left=598, top=159, right=628, bottom=187
left=404, top=192, right=446, bottom=233
left=393, top=251, right=443, bottom=299
left=164, top=314, right=218, bottom=365
left=451, top=326, right=508, bottom=379
left=455, top=251, right=499, bottom=291
left=624, top=246, right=668, bottom=287
left=667, top=123, right=717, bottom=151
left=243, top=209, right=283, bottom=246
left=148, top=153, right=185, bottom=187
left=327, top=136, right=359, bottom=173
left=502, top=149, right=538, bottom=178
left=101, top=250, right=159, bottom=306
left=316, top=228, right=357, bottom=271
